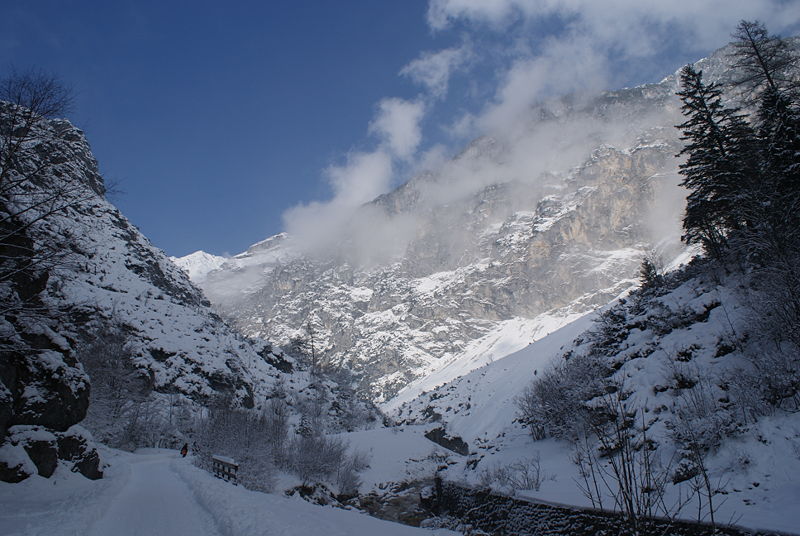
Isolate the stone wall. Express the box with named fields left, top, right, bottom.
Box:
left=421, top=481, right=790, bottom=536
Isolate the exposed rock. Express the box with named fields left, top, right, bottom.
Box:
left=0, top=443, right=35, bottom=483
left=8, top=425, right=59, bottom=478
left=5, top=349, right=89, bottom=432
left=424, top=427, right=469, bottom=456
left=56, top=426, right=103, bottom=480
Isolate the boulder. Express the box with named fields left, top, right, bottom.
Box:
left=0, top=443, right=36, bottom=483
left=424, top=427, right=469, bottom=456
left=8, top=425, right=58, bottom=478
left=56, top=426, right=103, bottom=480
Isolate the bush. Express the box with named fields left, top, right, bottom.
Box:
left=479, top=453, right=546, bottom=493
left=517, top=352, right=610, bottom=440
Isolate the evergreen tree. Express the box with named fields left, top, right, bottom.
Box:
left=730, top=21, right=800, bottom=235
left=730, top=20, right=797, bottom=99
left=639, top=257, right=662, bottom=290
left=675, top=65, right=757, bottom=256
left=756, top=88, right=800, bottom=224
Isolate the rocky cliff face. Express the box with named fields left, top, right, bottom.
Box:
left=200, top=139, right=679, bottom=404
left=186, top=43, right=760, bottom=406
left=191, top=48, right=745, bottom=405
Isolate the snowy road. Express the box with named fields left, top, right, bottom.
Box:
left=0, top=448, right=458, bottom=536
left=88, top=452, right=221, bottom=536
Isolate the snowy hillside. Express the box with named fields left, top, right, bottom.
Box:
left=387, top=261, right=800, bottom=534
left=0, top=99, right=380, bottom=484
left=7, top=112, right=279, bottom=406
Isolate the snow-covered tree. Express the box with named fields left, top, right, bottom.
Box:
left=676, top=65, right=757, bottom=256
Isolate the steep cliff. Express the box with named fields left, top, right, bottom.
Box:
left=188, top=62, right=722, bottom=404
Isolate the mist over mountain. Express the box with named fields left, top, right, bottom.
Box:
left=185, top=44, right=750, bottom=404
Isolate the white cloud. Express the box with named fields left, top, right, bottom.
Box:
left=427, top=0, right=800, bottom=138
left=400, top=44, right=472, bottom=98
left=369, top=98, right=426, bottom=159
left=282, top=150, right=393, bottom=251
left=280, top=0, right=799, bottom=264
left=326, top=150, right=394, bottom=207
left=479, top=35, right=609, bottom=136
left=427, top=0, right=800, bottom=54
left=282, top=98, right=427, bottom=255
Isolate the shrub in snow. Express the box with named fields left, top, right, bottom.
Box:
left=479, top=453, right=546, bottom=493
left=194, top=395, right=370, bottom=495
left=517, top=351, right=610, bottom=441
left=78, top=324, right=197, bottom=451
left=194, top=401, right=280, bottom=492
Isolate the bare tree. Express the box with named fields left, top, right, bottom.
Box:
left=0, top=69, right=96, bottom=323
left=729, top=20, right=798, bottom=99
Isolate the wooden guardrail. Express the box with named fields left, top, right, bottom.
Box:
left=211, top=454, right=238, bottom=485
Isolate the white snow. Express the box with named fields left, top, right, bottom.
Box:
left=386, top=311, right=589, bottom=413
left=170, top=251, right=228, bottom=282
left=0, top=448, right=457, bottom=536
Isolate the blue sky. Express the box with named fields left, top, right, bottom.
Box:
left=2, top=1, right=798, bottom=257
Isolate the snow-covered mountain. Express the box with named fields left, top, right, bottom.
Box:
left=170, top=250, right=227, bottom=283
left=183, top=51, right=740, bottom=405
left=182, top=40, right=770, bottom=408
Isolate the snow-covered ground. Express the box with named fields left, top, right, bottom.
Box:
left=385, top=310, right=593, bottom=413
left=0, top=448, right=457, bottom=536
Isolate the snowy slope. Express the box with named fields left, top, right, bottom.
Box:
left=24, top=126, right=278, bottom=405
left=394, top=311, right=597, bottom=441
left=0, top=101, right=384, bottom=484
